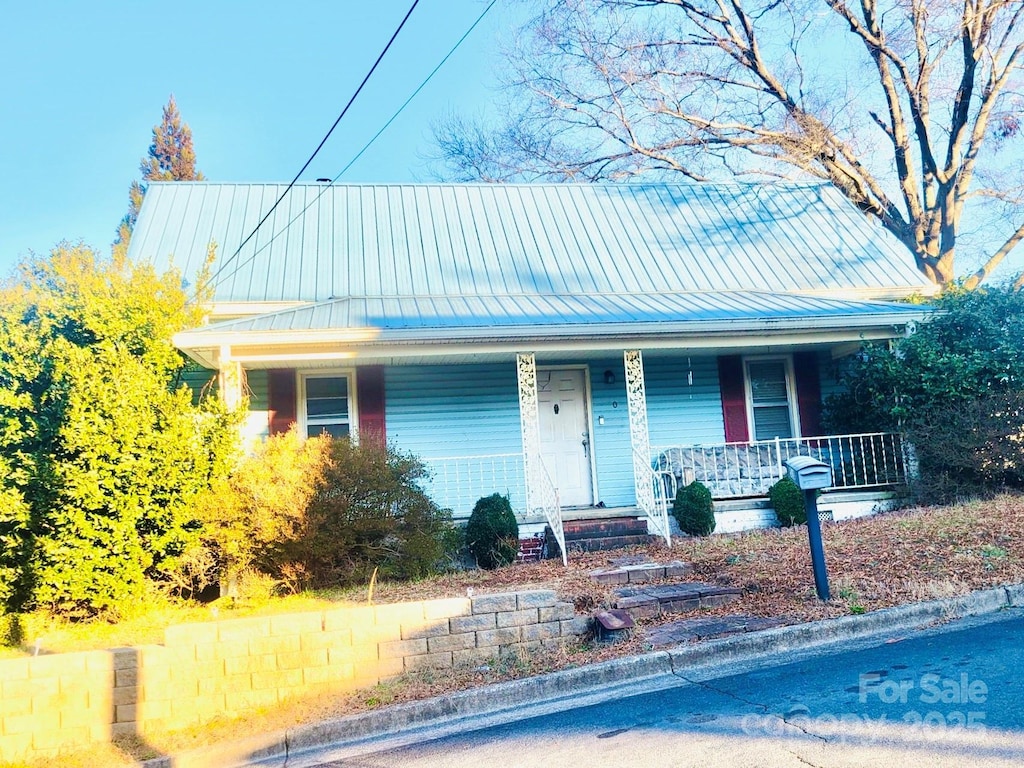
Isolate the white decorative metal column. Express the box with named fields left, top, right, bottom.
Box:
left=217, top=345, right=244, bottom=410
left=624, top=349, right=671, bottom=545
left=516, top=353, right=566, bottom=565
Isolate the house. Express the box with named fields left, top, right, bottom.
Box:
left=129, top=181, right=932, bottom=558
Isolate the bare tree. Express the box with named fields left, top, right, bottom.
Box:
left=434, top=0, right=1024, bottom=288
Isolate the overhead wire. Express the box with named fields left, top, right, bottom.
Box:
left=211, top=0, right=499, bottom=291
left=209, top=0, right=421, bottom=287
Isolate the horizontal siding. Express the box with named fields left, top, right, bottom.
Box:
left=586, top=357, right=635, bottom=508
left=243, top=369, right=270, bottom=444
left=385, top=364, right=525, bottom=519
left=646, top=355, right=727, bottom=448
left=179, top=362, right=216, bottom=406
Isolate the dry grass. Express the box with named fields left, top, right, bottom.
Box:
left=4, top=495, right=1024, bottom=767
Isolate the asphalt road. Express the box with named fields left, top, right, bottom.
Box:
left=291, top=609, right=1024, bottom=768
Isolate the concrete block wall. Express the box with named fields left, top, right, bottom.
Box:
left=0, top=590, right=588, bottom=763
left=0, top=649, right=113, bottom=762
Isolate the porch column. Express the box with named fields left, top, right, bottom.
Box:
left=217, top=345, right=244, bottom=410
left=516, top=352, right=566, bottom=564
left=624, top=349, right=670, bottom=544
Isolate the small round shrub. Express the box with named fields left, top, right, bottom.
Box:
left=672, top=481, right=715, bottom=537
left=466, top=494, right=519, bottom=569
left=769, top=476, right=806, bottom=526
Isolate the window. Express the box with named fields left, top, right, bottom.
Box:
left=745, top=358, right=796, bottom=441
left=301, top=373, right=355, bottom=439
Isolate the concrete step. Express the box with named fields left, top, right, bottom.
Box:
left=561, top=517, right=649, bottom=540
left=612, top=582, right=742, bottom=620
left=590, top=561, right=692, bottom=586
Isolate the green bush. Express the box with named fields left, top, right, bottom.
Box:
left=0, top=246, right=240, bottom=617
left=277, top=439, right=453, bottom=588
left=465, top=494, right=519, bottom=569
left=672, top=481, right=715, bottom=537
left=824, top=287, right=1024, bottom=503
left=769, top=477, right=806, bottom=527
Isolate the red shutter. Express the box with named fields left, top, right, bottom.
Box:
left=357, top=366, right=386, bottom=448
left=717, top=355, right=749, bottom=443
left=793, top=351, right=823, bottom=438
left=267, top=370, right=297, bottom=436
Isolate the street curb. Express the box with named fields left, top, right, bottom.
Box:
left=143, top=583, right=1022, bottom=768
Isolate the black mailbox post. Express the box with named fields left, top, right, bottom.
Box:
left=784, top=456, right=833, bottom=601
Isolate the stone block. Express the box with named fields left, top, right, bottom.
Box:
left=0, top=733, right=33, bottom=761
left=164, top=621, right=218, bottom=647
left=516, top=590, right=557, bottom=609
left=450, top=613, right=496, bottom=633
left=378, top=637, right=428, bottom=660
left=270, top=611, right=323, bottom=637
left=225, top=654, right=276, bottom=676
left=115, top=704, right=138, bottom=724
left=496, top=608, right=539, bottom=628
left=664, top=561, right=693, bottom=578
left=303, top=664, right=353, bottom=686
left=561, top=617, right=591, bottom=636
left=401, top=620, right=450, bottom=640
left=199, top=672, right=252, bottom=696
left=0, top=658, right=30, bottom=682
left=404, top=651, right=453, bottom=671
left=521, top=621, right=561, bottom=642
left=476, top=627, right=520, bottom=648
left=114, top=667, right=138, bottom=689
left=423, top=597, right=471, bottom=620
left=471, top=594, right=517, bottom=613
left=375, top=603, right=425, bottom=628
left=112, top=686, right=137, bottom=706
left=217, top=617, right=272, bottom=643
left=277, top=649, right=328, bottom=670
left=300, top=629, right=352, bottom=651
left=195, top=638, right=250, bottom=662
left=452, top=647, right=495, bottom=668
left=249, top=634, right=301, bottom=656
left=224, top=687, right=278, bottom=714
left=539, top=603, right=576, bottom=622
left=0, top=690, right=31, bottom=716
left=589, top=569, right=629, bottom=585
left=252, top=668, right=303, bottom=691
left=427, top=632, right=477, bottom=653
left=323, top=605, right=375, bottom=632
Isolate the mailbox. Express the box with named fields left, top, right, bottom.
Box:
left=785, top=456, right=833, bottom=491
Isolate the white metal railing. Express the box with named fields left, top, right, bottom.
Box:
left=652, top=432, right=908, bottom=503
left=635, top=446, right=672, bottom=545
left=420, top=453, right=526, bottom=518
left=531, top=459, right=565, bottom=565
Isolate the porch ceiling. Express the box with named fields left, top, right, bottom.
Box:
left=175, top=291, right=929, bottom=369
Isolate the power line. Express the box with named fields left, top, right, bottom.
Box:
left=212, top=0, right=498, bottom=291
left=209, top=0, right=421, bottom=286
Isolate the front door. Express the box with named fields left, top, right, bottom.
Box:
left=537, top=368, right=593, bottom=507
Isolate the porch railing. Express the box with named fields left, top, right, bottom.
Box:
left=652, top=432, right=908, bottom=502
left=420, top=453, right=526, bottom=518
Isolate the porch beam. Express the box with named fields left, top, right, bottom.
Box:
left=624, top=349, right=670, bottom=545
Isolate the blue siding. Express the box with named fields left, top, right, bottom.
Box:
left=383, top=355, right=731, bottom=515
left=386, top=364, right=525, bottom=519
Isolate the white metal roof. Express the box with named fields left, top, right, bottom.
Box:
left=131, top=182, right=932, bottom=309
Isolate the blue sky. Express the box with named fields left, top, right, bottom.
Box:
left=0, top=0, right=518, bottom=273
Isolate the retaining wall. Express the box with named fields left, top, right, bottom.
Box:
left=0, top=590, right=588, bottom=763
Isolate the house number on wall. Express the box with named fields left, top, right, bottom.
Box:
left=553, top=404, right=559, bottom=414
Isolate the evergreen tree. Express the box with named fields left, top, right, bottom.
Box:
left=0, top=246, right=238, bottom=616
left=114, top=96, right=203, bottom=256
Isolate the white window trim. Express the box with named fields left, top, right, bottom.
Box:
left=743, top=355, right=801, bottom=441
left=297, top=369, right=359, bottom=442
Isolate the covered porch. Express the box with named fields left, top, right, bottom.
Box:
left=175, top=291, right=928, bottom=563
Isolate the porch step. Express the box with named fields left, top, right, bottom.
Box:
left=544, top=516, right=654, bottom=557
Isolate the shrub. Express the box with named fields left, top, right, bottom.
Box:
left=279, top=440, right=453, bottom=587
left=672, top=481, right=715, bottom=537
left=769, top=476, right=806, bottom=526
left=824, top=287, right=1024, bottom=503
left=465, top=494, right=519, bottom=569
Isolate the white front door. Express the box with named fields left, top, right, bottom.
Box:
left=537, top=368, right=593, bottom=507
